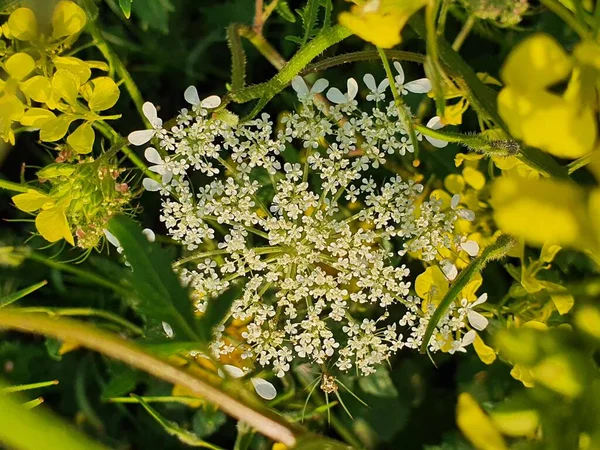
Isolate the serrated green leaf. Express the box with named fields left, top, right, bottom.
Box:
left=101, top=365, right=139, bottom=400
left=275, top=0, right=296, bottom=22
left=107, top=215, right=199, bottom=341
left=119, top=0, right=133, bottom=18
left=0, top=280, right=47, bottom=308
left=298, top=0, right=320, bottom=45
left=131, top=0, right=174, bottom=34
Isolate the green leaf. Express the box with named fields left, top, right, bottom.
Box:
left=132, top=395, right=223, bottom=449
left=119, top=0, right=133, bottom=18
left=298, top=0, right=320, bottom=45
left=0, top=280, right=47, bottom=308
left=192, top=408, right=227, bottom=438
left=101, top=365, right=139, bottom=400
left=358, top=366, right=398, bottom=398
left=107, top=215, right=199, bottom=341
left=131, top=0, right=175, bottom=34
left=0, top=381, right=109, bottom=450
left=275, top=0, right=296, bottom=22
left=196, top=285, right=240, bottom=343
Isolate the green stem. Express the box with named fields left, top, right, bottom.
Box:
left=25, top=251, right=131, bottom=298
left=425, top=0, right=446, bottom=116
left=0, top=179, right=32, bottom=193
left=227, top=24, right=352, bottom=106
left=14, top=307, right=144, bottom=336
left=452, top=15, right=475, bottom=51
left=378, top=47, right=420, bottom=158
left=93, top=121, right=157, bottom=180
left=419, top=234, right=516, bottom=354
left=539, top=0, right=591, bottom=39
left=83, top=0, right=147, bottom=124
left=0, top=380, right=59, bottom=393
left=301, top=50, right=426, bottom=75
left=0, top=311, right=310, bottom=447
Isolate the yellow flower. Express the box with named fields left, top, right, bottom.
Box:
left=456, top=393, right=508, bottom=450
left=498, top=34, right=597, bottom=159
left=338, top=0, right=427, bottom=48
left=472, top=334, right=497, bottom=365
left=12, top=190, right=74, bottom=245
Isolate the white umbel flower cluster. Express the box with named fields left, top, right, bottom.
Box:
left=129, top=74, right=480, bottom=377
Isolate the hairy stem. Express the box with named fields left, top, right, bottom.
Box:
left=419, top=234, right=517, bottom=354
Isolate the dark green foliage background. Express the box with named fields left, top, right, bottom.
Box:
left=0, top=1, right=589, bottom=449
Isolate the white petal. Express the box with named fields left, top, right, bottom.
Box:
left=142, top=228, right=156, bottom=243
left=426, top=116, right=444, bottom=130
left=393, top=61, right=405, bottom=84
left=405, top=78, right=432, bottom=93
left=184, top=85, right=200, bottom=105
left=462, top=329, right=477, bottom=346
left=251, top=378, right=277, bottom=400
left=461, top=240, right=480, bottom=257
left=346, top=78, right=358, bottom=101
left=378, top=78, right=390, bottom=92
left=472, top=293, right=488, bottom=307
left=451, top=194, right=460, bottom=209
left=311, top=78, right=329, bottom=94
left=162, top=321, right=174, bottom=338
left=363, top=73, right=377, bottom=91
left=441, top=261, right=458, bottom=281
left=201, top=95, right=221, bottom=109
left=142, top=178, right=162, bottom=192
left=142, top=102, right=161, bottom=127
left=162, top=171, right=173, bottom=185
left=103, top=229, right=121, bottom=248
left=457, top=209, right=475, bottom=221
left=220, top=364, right=244, bottom=378
left=128, top=129, right=156, bottom=146
left=425, top=135, right=449, bottom=148
left=326, top=87, right=346, bottom=104
left=144, top=147, right=163, bottom=165
left=291, top=76, right=309, bottom=96
left=468, top=311, right=489, bottom=331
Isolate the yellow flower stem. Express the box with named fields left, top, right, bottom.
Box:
left=236, top=24, right=287, bottom=70
left=0, top=179, right=32, bottom=193
left=82, top=0, right=148, bottom=126
left=377, top=47, right=420, bottom=159
left=93, top=121, right=159, bottom=181
left=25, top=251, right=132, bottom=298
left=108, top=396, right=202, bottom=406
left=0, top=311, right=343, bottom=448
left=12, top=307, right=144, bottom=336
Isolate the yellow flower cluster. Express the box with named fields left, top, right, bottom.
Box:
left=12, top=155, right=132, bottom=248
left=0, top=1, right=120, bottom=154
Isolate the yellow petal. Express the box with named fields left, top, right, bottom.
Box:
left=510, top=365, right=535, bottom=387
left=501, top=34, right=572, bottom=90
left=20, top=108, right=56, bottom=128
left=455, top=152, right=484, bottom=167
left=40, top=115, right=78, bottom=142
left=338, top=0, right=426, bottom=49
left=53, top=56, right=92, bottom=84
left=67, top=122, right=95, bottom=154
left=52, top=0, right=87, bottom=39
left=532, top=355, right=583, bottom=398
left=5, top=53, right=35, bottom=81
left=539, top=242, right=561, bottom=263
left=456, top=393, right=508, bottom=450
left=20, top=76, right=52, bottom=103
left=7, top=8, right=38, bottom=41
left=35, top=205, right=74, bottom=245
left=473, top=334, right=496, bottom=365
left=12, top=189, right=52, bottom=212
left=491, top=407, right=539, bottom=437
left=462, top=167, right=485, bottom=190
left=588, top=188, right=600, bottom=255
left=0, top=94, right=25, bottom=121
left=85, top=77, right=120, bottom=111
left=461, top=273, right=483, bottom=302
left=430, top=189, right=452, bottom=209
left=171, top=385, right=203, bottom=408
left=541, top=281, right=574, bottom=315
left=52, top=69, right=81, bottom=105
left=415, top=265, right=449, bottom=307
left=444, top=174, right=465, bottom=194
left=574, top=305, right=600, bottom=339
left=491, top=176, right=588, bottom=249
